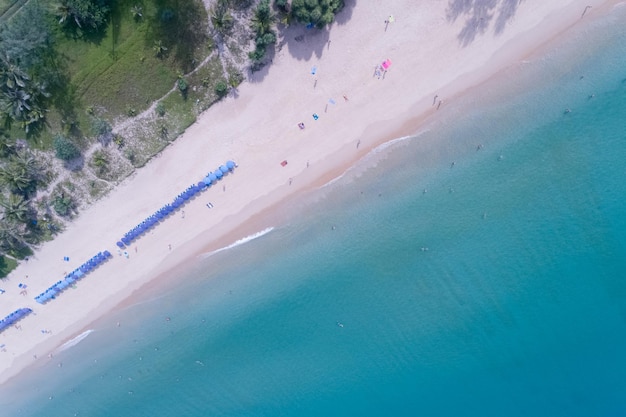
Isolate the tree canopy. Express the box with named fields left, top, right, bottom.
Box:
left=55, top=0, right=111, bottom=32
left=290, top=0, right=344, bottom=28
left=0, top=1, right=52, bottom=132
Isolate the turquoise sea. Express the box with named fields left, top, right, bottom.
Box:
left=2, top=7, right=626, bottom=417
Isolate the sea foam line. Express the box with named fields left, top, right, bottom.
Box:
left=56, top=329, right=94, bottom=352
left=319, top=133, right=420, bottom=190
left=201, top=227, right=275, bottom=258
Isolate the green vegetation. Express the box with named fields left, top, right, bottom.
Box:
left=55, top=0, right=111, bottom=33
left=249, top=0, right=276, bottom=65
left=53, top=134, right=81, bottom=161
left=210, top=0, right=234, bottom=36
left=0, top=0, right=353, bottom=274
left=288, top=0, right=344, bottom=28
left=0, top=254, right=18, bottom=278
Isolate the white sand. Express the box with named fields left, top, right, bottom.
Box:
left=0, top=0, right=619, bottom=385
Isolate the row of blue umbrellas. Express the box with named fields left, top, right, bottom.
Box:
left=35, top=251, right=112, bottom=305
left=117, top=160, right=237, bottom=248
left=0, top=308, right=33, bottom=333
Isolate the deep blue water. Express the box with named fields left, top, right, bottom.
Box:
left=2, top=6, right=626, bottom=417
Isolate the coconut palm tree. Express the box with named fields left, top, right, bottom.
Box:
left=0, top=135, right=15, bottom=157
left=54, top=1, right=74, bottom=26
left=0, top=163, right=31, bottom=195
left=210, top=3, right=234, bottom=36
left=0, top=61, right=30, bottom=90
left=2, top=88, right=32, bottom=120
left=251, top=0, right=275, bottom=36
left=0, top=217, right=26, bottom=254
left=130, top=5, right=143, bottom=20
left=12, top=149, right=40, bottom=177
left=153, top=40, right=168, bottom=58
left=0, top=193, right=30, bottom=224
left=0, top=150, right=41, bottom=196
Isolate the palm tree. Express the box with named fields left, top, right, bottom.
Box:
left=130, top=5, right=143, bottom=20
left=251, top=0, right=275, bottom=36
left=0, top=217, right=26, bottom=254
left=0, top=193, right=30, bottom=224
left=2, top=88, right=32, bottom=121
left=153, top=40, right=168, bottom=58
left=0, top=61, right=30, bottom=90
left=0, top=150, right=41, bottom=196
left=0, top=135, right=15, bottom=157
left=13, top=149, right=40, bottom=177
left=55, top=1, right=81, bottom=28
left=210, top=4, right=234, bottom=36
left=0, top=163, right=31, bottom=195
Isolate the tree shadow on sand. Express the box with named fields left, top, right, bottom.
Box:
left=247, top=0, right=356, bottom=83
left=447, top=0, right=525, bottom=47
left=282, top=0, right=356, bottom=62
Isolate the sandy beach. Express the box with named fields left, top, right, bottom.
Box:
left=0, top=0, right=619, bottom=385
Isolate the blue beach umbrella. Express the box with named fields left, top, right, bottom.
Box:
left=226, top=160, right=236, bottom=170
left=219, top=165, right=229, bottom=174
left=215, top=170, right=223, bottom=179
left=209, top=172, right=218, bottom=182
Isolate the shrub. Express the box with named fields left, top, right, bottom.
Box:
left=53, top=135, right=80, bottom=161
left=214, top=80, right=228, bottom=97
left=91, top=117, right=112, bottom=145
left=52, top=193, right=74, bottom=217
left=177, top=77, right=188, bottom=93
left=228, top=69, right=244, bottom=88
left=155, top=102, right=166, bottom=117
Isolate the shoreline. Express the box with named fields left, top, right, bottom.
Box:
left=0, top=0, right=619, bottom=386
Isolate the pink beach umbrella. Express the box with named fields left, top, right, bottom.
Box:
left=381, top=59, right=392, bottom=70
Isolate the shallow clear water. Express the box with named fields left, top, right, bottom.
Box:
left=2, top=7, right=626, bottom=417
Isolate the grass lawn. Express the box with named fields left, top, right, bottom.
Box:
left=42, top=0, right=210, bottom=148
left=0, top=255, right=18, bottom=278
